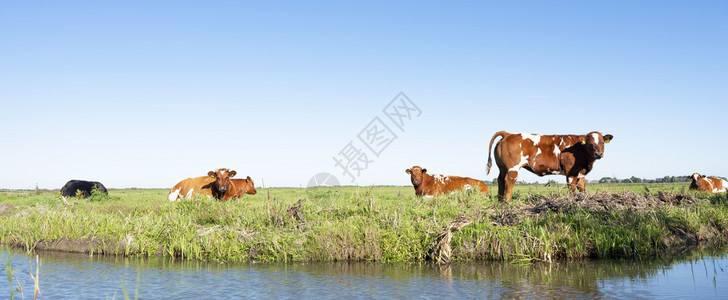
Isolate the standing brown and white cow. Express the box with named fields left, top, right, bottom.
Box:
left=168, top=168, right=238, bottom=201
left=406, top=165, right=489, bottom=197
left=486, top=131, right=613, bottom=201
left=688, top=173, right=728, bottom=193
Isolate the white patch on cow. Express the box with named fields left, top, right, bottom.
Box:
left=720, top=180, right=728, bottom=192
left=551, top=170, right=562, bottom=175
left=186, top=188, right=194, bottom=199
left=591, top=133, right=599, bottom=143
left=424, top=195, right=434, bottom=199
left=708, top=179, right=723, bottom=193
left=434, top=175, right=449, bottom=185
left=168, top=188, right=181, bottom=202
left=463, top=184, right=472, bottom=190
left=689, top=173, right=698, bottom=181
left=521, top=133, right=541, bottom=145
left=510, top=151, right=529, bottom=172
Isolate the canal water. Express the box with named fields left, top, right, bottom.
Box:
left=1, top=249, right=726, bottom=299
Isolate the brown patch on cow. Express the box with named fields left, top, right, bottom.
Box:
left=406, top=166, right=489, bottom=197
left=168, top=176, right=213, bottom=201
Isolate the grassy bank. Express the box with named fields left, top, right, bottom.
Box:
left=1, top=183, right=727, bottom=263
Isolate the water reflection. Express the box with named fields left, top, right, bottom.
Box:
left=1, top=249, right=726, bottom=299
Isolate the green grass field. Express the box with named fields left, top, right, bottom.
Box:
left=1, top=182, right=726, bottom=263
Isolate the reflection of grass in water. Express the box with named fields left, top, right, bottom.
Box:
left=117, top=269, right=140, bottom=300
left=447, top=246, right=728, bottom=297
left=0, top=184, right=726, bottom=263
left=15, top=248, right=726, bottom=299
left=3, top=247, right=41, bottom=300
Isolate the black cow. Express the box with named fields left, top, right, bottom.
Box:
left=60, top=180, right=108, bottom=197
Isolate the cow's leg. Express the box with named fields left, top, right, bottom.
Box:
left=576, top=177, right=586, bottom=192
left=566, top=176, right=578, bottom=193
left=497, top=171, right=507, bottom=201
left=503, top=170, right=519, bottom=201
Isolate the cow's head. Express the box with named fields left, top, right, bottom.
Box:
left=406, top=166, right=427, bottom=187
left=580, top=132, right=613, bottom=160
left=688, top=173, right=705, bottom=182
left=208, top=168, right=236, bottom=194
left=244, top=176, right=257, bottom=195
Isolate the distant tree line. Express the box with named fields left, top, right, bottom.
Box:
left=489, top=175, right=700, bottom=185
left=598, top=176, right=689, bottom=184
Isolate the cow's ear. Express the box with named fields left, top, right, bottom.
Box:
left=702, top=175, right=707, bottom=178
left=246, top=176, right=252, bottom=182
left=580, top=137, right=586, bottom=145
left=229, top=170, right=237, bottom=177
left=422, top=168, right=427, bottom=173
left=604, top=134, right=613, bottom=143
left=405, top=169, right=411, bottom=174
left=208, top=171, right=216, bottom=178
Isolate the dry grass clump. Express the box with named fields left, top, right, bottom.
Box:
left=427, top=214, right=472, bottom=264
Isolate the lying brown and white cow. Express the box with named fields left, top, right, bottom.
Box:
left=688, top=173, right=728, bottom=193
left=486, top=131, right=613, bottom=201
left=168, top=168, right=240, bottom=201
left=406, top=166, right=489, bottom=197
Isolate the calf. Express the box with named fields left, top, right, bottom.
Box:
left=168, top=168, right=237, bottom=201
left=688, top=173, right=728, bottom=193
left=61, top=180, right=108, bottom=198
left=230, top=176, right=258, bottom=198
left=406, top=166, right=489, bottom=197
left=487, top=131, right=613, bottom=201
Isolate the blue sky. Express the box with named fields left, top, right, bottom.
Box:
left=1, top=1, right=727, bottom=189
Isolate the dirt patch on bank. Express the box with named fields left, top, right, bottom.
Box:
left=485, top=191, right=709, bottom=227
left=17, top=235, right=135, bottom=256
left=526, top=191, right=702, bottom=215
left=0, top=203, right=14, bottom=214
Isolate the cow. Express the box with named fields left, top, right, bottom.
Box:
left=486, top=131, right=613, bottom=201
left=167, top=168, right=237, bottom=201
left=230, top=176, right=257, bottom=198
left=61, top=180, right=108, bottom=198
left=688, top=173, right=728, bottom=193
left=405, top=166, right=489, bottom=198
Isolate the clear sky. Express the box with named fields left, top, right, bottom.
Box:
left=1, top=1, right=727, bottom=189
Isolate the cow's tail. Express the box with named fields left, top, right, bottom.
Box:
left=486, top=131, right=509, bottom=175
